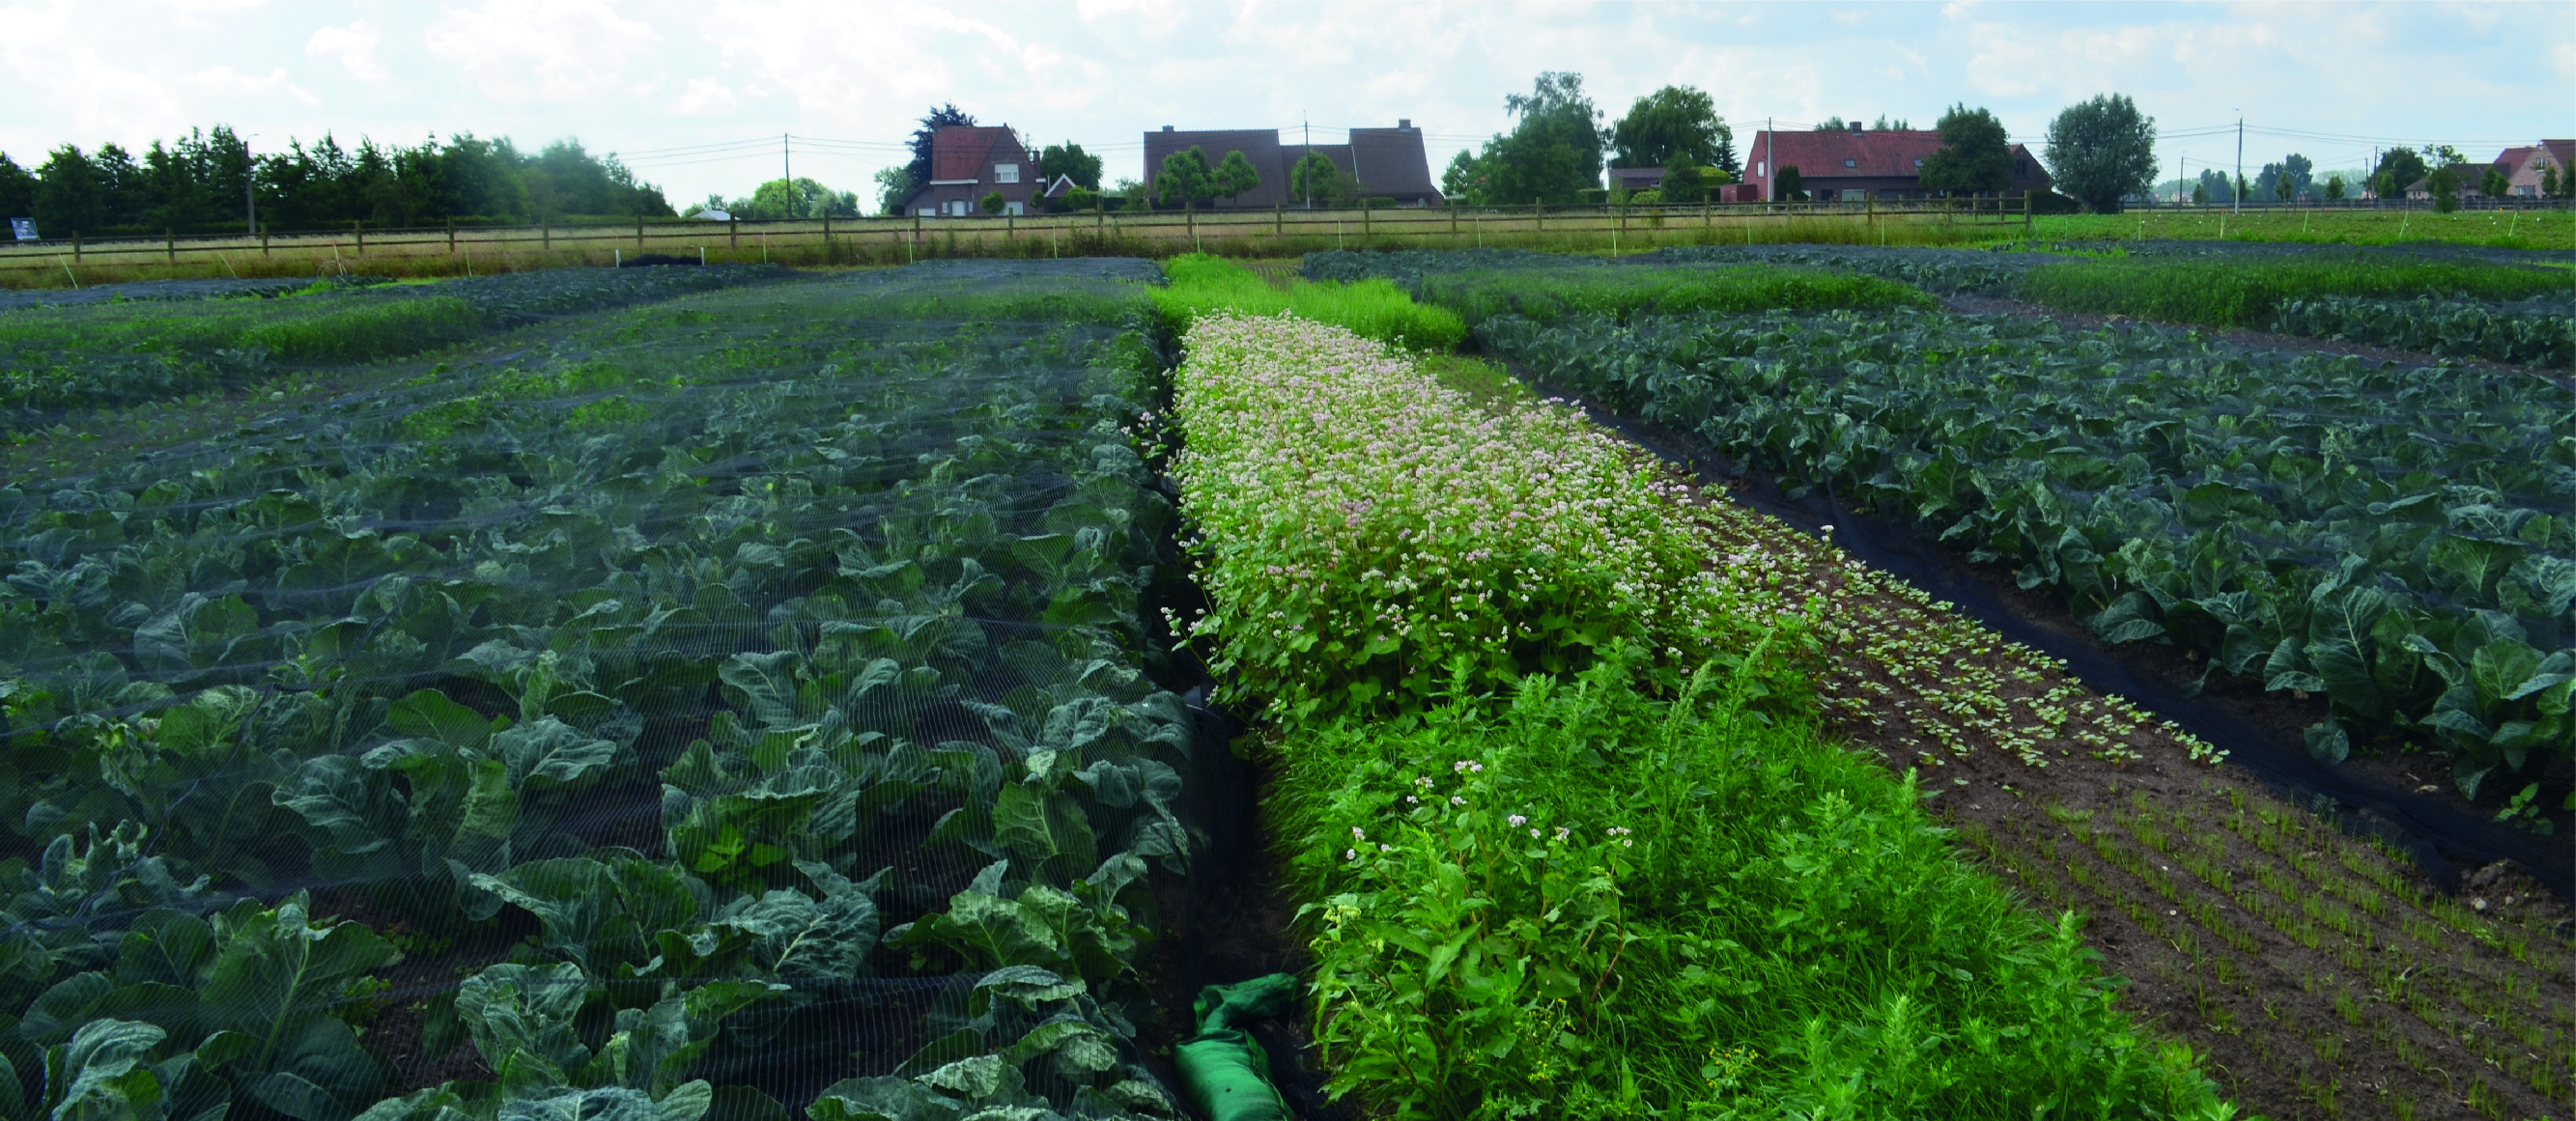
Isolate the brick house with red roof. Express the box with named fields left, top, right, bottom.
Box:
left=896, top=126, right=1046, bottom=216
left=2496, top=140, right=2573, bottom=198
left=1743, top=122, right=2051, bottom=202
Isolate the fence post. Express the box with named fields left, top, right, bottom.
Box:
left=2025, top=191, right=2033, bottom=231
left=1275, top=203, right=1283, bottom=238
left=448, top=219, right=456, bottom=254
left=260, top=224, right=268, bottom=256
left=1450, top=206, right=1458, bottom=238
left=1534, top=199, right=1543, bottom=232
left=355, top=221, right=365, bottom=255
left=1363, top=203, right=1370, bottom=242
left=730, top=217, right=738, bottom=248
left=166, top=228, right=175, bottom=265
left=72, top=231, right=79, bottom=265
left=637, top=214, right=644, bottom=249
left=542, top=224, right=550, bottom=251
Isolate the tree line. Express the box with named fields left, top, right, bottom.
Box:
left=0, top=125, right=674, bottom=239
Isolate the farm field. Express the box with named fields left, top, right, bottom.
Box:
left=0, top=259, right=1220, bottom=1121
left=1280, top=245, right=2572, bottom=1117
left=2, top=244, right=2569, bottom=1121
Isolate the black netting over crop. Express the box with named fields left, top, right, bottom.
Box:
left=0, top=261, right=1206, bottom=1121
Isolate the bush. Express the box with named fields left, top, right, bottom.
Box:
left=2019, top=256, right=2574, bottom=328
left=1575, top=188, right=1609, bottom=206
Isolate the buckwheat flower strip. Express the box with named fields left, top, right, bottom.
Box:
left=1168, top=312, right=1807, bottom=716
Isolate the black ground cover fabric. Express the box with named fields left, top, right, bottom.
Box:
left=0, top=261, right=1203, bottom=1121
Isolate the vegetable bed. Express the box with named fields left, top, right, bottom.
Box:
left=0, top=261, right=1206, bottom=1121
left=1165, top=310, right=2243, bottom=1118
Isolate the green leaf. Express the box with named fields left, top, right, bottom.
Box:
left=42, top=1020, right=165, bottom=1121
left=456, top=963, right=592, bottom=1085
left=805, top=1078, right=962, bottom=1121
left=386, top=689, right=499, bottom=755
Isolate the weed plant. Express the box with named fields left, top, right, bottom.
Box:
left=1153, top=254, right=1466, bottom=350
left=1273, top=653, right=2240, bottom=1119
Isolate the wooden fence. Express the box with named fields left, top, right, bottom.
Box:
left=0, top=198, right=2038, bottom=281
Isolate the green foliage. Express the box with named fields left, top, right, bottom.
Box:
left=2372, top=149, right=2427, bottom=202
left=978, top=191, right=1005, bottom=215
left=1656, top=161, right=1704, bottom=205
left=1466, top=72, right=1608, bottom=206
left=1609, top=86, right=1732, bottom=171
left=0, top=260, right=1201, bottom=1121
left=1475, top=301, right=2576, bottom=792
left=1150, top=254, right=1465, bottom=351
left=1280, top=656, right=2240, bottom=1118
left=1290, top=152, right=1347, bottom=208
left=1773, top=165, right=1806, bottom=203
left=1920, top=104, right=2014, bottom=197
left=1168, top=313, right=1798, bottom=719
left=2017, top=256, right=2574, bottom=330
left=1155, top=147, right=1215, bottom=209
left=2044, top=94, right=2159, bottom=213
left=1416, top=264, right=1936, bottom=327
left=873, top=167, right=919, bottom=216
left=723, top=179, right=861, bottom=221
left=1038, top=143, right=1103, bottom=192
left=1211, top=151, right=1260, bottom=203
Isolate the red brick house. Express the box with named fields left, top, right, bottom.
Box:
left=2495, top=141, right=2573, bottom=198
left=896, top=126, right=1045, bottom=216
left=1743, top=122, right=2051, bottom=202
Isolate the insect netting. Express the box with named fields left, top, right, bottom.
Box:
left=0, top=266, right=796, bottom=433
left=0, top=258, right=1211, bottom=1121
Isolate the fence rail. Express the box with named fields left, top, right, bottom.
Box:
left=0, top=199, right=2039, bottom=272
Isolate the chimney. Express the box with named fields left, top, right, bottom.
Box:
left=1398, top=119, right=1412, bottom=129
left=1161, top=125, right=1174, bottom=132
left=1850, top=120, right=1864, bottom=135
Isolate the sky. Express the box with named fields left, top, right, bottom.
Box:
left=2, top=0, right=2570, bottom=210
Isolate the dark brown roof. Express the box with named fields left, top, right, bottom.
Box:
left=1747, top=128, right=2049, bottom=192
left=1347, top=127, right=1438, bottom=198
left=930, top=126, right=1013, bottom=182
left=1143, top=125, right=1440, bottom=207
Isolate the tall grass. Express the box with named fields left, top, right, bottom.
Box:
left=1154, top=253, right=1466, bottom=350
left=1421, top=264, right=1939, bottom=327
left=239, top=295, right=483, bottom=363
left=2020, top=257, right=2575, bottom=328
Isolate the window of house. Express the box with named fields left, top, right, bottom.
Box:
left=1005, top=201, right=1025, bottom=215
left=1912, top=158, right=1924, bottom=168
left=1844, top=158, right=1857, bottom=168
left=2017, top=160, right=2028, bottom=178
left=994, top=163, right=1020, bottom=184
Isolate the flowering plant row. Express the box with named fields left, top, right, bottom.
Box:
left=1166, top=312, right=1806, bottom=717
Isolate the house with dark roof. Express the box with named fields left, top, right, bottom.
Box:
left=1141, top=122, right=1443, bottom=208
left=896, top=126, right=1044, bottom=216
left=1743, top=122, right=2051, bottom=202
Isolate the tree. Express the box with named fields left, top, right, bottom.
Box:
left=979, top=190, right=1005, bottom=214
left=904, top=103, right=977, bottom=192
left=2371, top=147, right=2427, bottom=200
left=1293, top=151, right=1349, bottom=208
left=1813, top=117, right=1849, bottom=131
left=2545, top=162, right=2562, bottom=199
left=2479, top=166, right=2508, bottom=201
left=0, top=152, right=37, bottom=223
left=1438, top=150, right=1485, bottom=207
left=1156, top=146, right=1215, bottom=209
left=874, top=167, right=917, bottom=214
left=1610, top=85, right=1732, bottom=170
left=1659, top=159, right=1706, bottom=204
left=1773, top=165, right=1807, bottom=202
left=2191, top=182, right=2207, bottom=204
left=2429, top=165, right=2460, bottom=212
left=1212, top=150, right=1260, bottom=203
left=1038, top=142, right=1102, bottom=190
left=2324, top=176, right=2345, bottom=201
left=1919, top=103, right=2013, bottom=197
left=734, top=178, right=859, bottom=219
left=1872, top=115, right=1912, bottom=130
left=1472, top=71, right=1607, bottom=206
left=2043, top=94, right=2156, bottom=213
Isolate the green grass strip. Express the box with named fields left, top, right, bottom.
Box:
left=1421, top=263, right=1939, bottom=327
left=1279, top=658, right=2243, bottom=1119
left=2019, top=257, right=2574, bottom=329
left=1154, top=253, right=1466, bottom=350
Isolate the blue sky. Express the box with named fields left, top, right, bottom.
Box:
left=2, top=1, right=2569, bottom=209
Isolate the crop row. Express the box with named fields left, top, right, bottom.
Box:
left=0, top=266, right=789, bottom=432
left=1164, top=305, right=2240, bottom=1117
left=1470, top=301, right=2574, bottom=799
left=0, top=264, right=1203, bottom=1121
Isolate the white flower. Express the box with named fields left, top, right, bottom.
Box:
left=1345, top=849, right=1357, bottom=860
left=1450, top=796, right=1466, bottom=806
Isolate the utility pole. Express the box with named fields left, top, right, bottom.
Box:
left=2177, top=154, right=2184, bottom=205
left=1302, top=113, right=1311, bottom=209
left=2234, top=114, right=2244, bottom=214
left=1766, top=117, right=1774, bottom=201
left=783, top=133, right=790, bottom=188
left=244, top=135, right=257, bottom=236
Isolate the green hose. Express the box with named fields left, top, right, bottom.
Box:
left=1172, top=973, right=1300, bottom=1121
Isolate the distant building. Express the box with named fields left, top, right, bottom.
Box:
left=2494, top=141, right=2573, bottom=198
left=897, top=126, right=1045, bottom=216
left=1141, top=121, right=1443, bottom=208
left=1743, top=122, right=2051, bottom=202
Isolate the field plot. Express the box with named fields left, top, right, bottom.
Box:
left=1295, top=247, right=2573, bottom=1118
left=0, top=261, right=1214, bottom=1121
left=1159, top=302, right=2245, bottom=1119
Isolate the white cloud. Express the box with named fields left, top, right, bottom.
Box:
left=423, top=1, right=662, bottom=102
left=305, top=20, right=389, bottom=84
left=669, top=77, right=738, bottom=117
